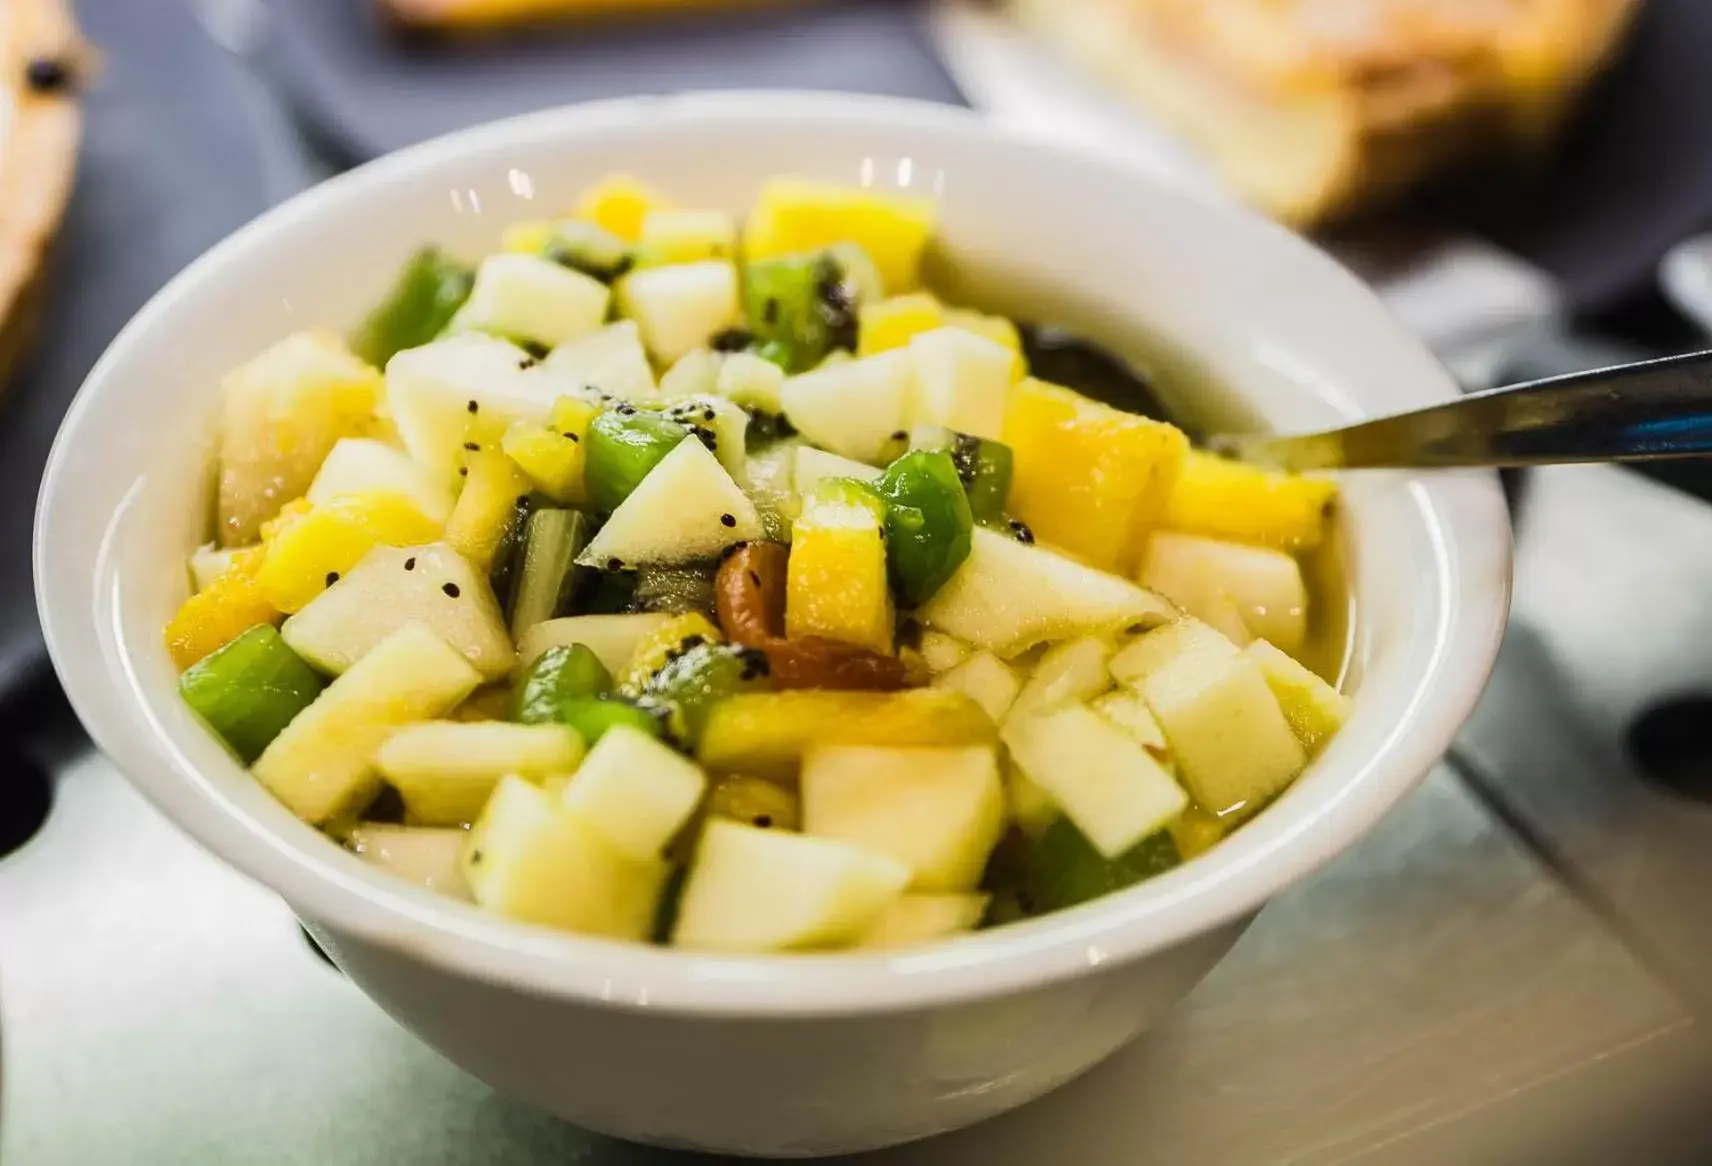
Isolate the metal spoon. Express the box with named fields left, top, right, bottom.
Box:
left=1210, top=349, right=1712, bottom=472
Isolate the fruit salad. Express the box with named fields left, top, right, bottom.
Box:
left=168, top=174, right=1351, bottom=953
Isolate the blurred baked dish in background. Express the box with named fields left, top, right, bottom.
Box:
left=0, top=0, right=83, bottom=387
left=381, top=0, right=806, bottom=33
left=1005, top=0, right=1643, bottom=227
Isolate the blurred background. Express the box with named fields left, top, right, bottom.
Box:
left=10, top=1, right=1712, bottom=1162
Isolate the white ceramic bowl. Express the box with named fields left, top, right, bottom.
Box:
left=35, top=93, right=1510, bottom=1157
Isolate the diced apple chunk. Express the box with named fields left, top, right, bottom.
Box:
left=450, top=253, right=611, bottom=349
left=672, top=820, right=910, bottom=952
left=802, top=745, right=1006, bottom=892
left=281, top=543, right=514, bottom=679
left=1008, top=636, right=1114, bottom=719
left=253, top=625, right=482, bottom=825
left=919, top=527, right=1176, bottom=656
left=1245, top=639, right=1352, bottom=754
left=377, top=721, right=583, bottom=826
left=1109, top=618, right=1240, bottom=686
left=859, top=893, right=989, bottom=948
left=518, top=613, right=672, bottom=674
left=1141, top=533, right=1308, bottom=654
left=308, top=438, right=456, bottom=525
left=1138, top=630, right=1307, bottom=818
left=577, top=437, right=762, bottom=568
left=780, top=351, right=913, bottom=463
left=464, top=776, right=666, bottom=939
left=933, top=651, right=1021, bottom=724
left=1002, top=703, right=1187, bottom=859
left=1090, top=688, right=1169, bottom=756
left=906, top=326, right=1013, bottom=440
left=349, top=825, right=472, bottom=900
left=617, top=260, right=741, bottom=365
left=544, top=320, right=659, bottom=403
left=560, top=725, right=708, bottom=863
left=792, top=445, right=881, bottom=496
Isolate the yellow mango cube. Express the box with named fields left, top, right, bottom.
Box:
left=635, top=208, right=738, bottom=266
left=574, top=174, right=672, bottom=243
left=1002, top=378, right=1190, bottom=573
left=501, top=422, right=585, bottom=504
left=786, top=480, right=893, bottom=655
left=857, top=293, right=944, bottom=357
left=165, top=547, right=280, bottom=669
left=744, top=178, right=937, bottom=293
left=1162, top=451, right=1337, bottom=551
left=444, top=448, right=530, bottom=573
left=257, top=493, right=443, bottom=613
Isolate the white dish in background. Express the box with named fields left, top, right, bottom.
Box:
left=34, top=92, right=1510, bottom=1155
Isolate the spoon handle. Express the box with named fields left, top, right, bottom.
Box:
left=1211, top=349, right=1712, bottom=471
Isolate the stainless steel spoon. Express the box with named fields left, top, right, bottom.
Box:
left=1210, top=349, right=1712, bottom=472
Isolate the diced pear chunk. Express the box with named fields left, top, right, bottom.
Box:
left=1109, top=618, right=1240, bottom=686
left=933, top=651, right=1021, bottom=724
left=1137, top=628, right=1307, bottom=818
left=543, top=320, right=659, bottom=403
left=780, top=351, right=913, bottom=463
left=919, top=527, right=1176, bottom=657
left=576, top=437, right=762, bottom=568
left=917, top=630, right=972, bottom=673
left=308, top=438, right=456, bottom=525
left=1007, top=636, right=1114, bottom=719
left=906, top=326, right=1013, bottom=440
left=801, top=745, right=1006, bottom=892
left=859, top=893, right=989, bottom=948
left=377, top=721, right=583, bottom=826
left=464, top=776, right=665, bottom=939
left=560, top=725, right=708, bottom=863
left=1002, top=703, right=1187, bottom=859
left=450, top=252, right=611, bottom=349
left=253, top=625, right=481, bottom=825
left=518, top=613, right=672, bottom=674
left=1141, top=533, right=1308, bottom=654
left=1246, top=639, right=1352, bottom=754
left=1090, top=688, right=1169, bottom=756
left=672, top=820, right=910, bottom=952
left=349, top=825, right=472, bottom=900
left=617, top=260, right=741, bottom=365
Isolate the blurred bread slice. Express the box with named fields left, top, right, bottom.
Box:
left=0, top=0, right=84, bottom=388
left=382, top=0, right=806, bottom=33
left=1006, top=0, right=1643, bottom=227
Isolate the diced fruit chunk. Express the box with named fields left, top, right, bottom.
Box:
left=308, top=438, right=456, bottom=524
left=349, top=247, right=474, bottom=368
left=177, top=625, right=325, bottom=763
left=1090, top=688, right=1169, bottom=756
left=577, top=437, right=762, bottom=568
left=349, top=825, right=472, bottom=900
left=512, top=643, right=614, bottom=720
left=1170, top=807, right=1226, bottom=860
left=1007, top=636, right=1113, bottom=719
left=640, top=641, right=774, bottom=745
left=907, top=327, right=1013, bottom=440
left=1006, top=763, right=1060, bottom=838
left=1245, top=639, right=1352, bottom=754
left=1109, top=617, right=1240, bottom=686
left=507, top=508, right=591, bottom=640
left=802, top=744, right=1005, bottom=892
left=281, top=543, right=514, bottom=679
left=444, top=449, right=532, bottom=573
left=636, top=208, right=738, bottom=266
left=560, top=725, right=708, bottom=862
left=384, top=333, right=574, bottom=475
left=875, top=450, right=973, bottom=606
left=377, top=721, right=583, bottom=826
left=501, top=422, right=586, bottom=505
left=786, top=478, right=893, bottom=655
left=744, top=178, right=936, bottom=292
left=189, top=543, right=247, bottom=593
left=465, top=776, right=666, bottom=939
left=794, top=445, right=881, bottom=496
left=1002, top=703, right=1187, bottom=859
left=1141, top=533, right=1308, bottom=654
left=671, top=820, right=910, bottom=952
left=574, top=174, right=670, bottom=242
left=617, top=260, right=741, bottom=365
left=1020, top=817, right=1181, bottom=913
left=743, top=251, right=857, bottom=372
left=709, top=775, right=800, bottom=832
left=1135, top=625, right=1307, bottom=818
left=917, top=630, right=971, bottom=673
left=697, top=689, right=998, bottom=779
left=859, top=892, right=989, bottom=948
left=1002, top=378, right=1189, bottom=573
left=1162, top=450, right=1337, bottom=551
left=932, top=651, right=1020, bottom=724
left=583, top=408, right=691, bottom=513
left=918, top=526, right=1176, bottom=656
left=518, top=613, right=671, bottom=674
left=257, top=492, right=443, bottom=614
left=217, top=331, right=382, bottom=546
left=780, top=351, right=912, bottom=463
left=449, top=252, right=610, bottom=349
left=715, top=351, right=786, bottom=415
left=253, top=625, right=481, bottom=824
left=658, top=394, right=750, bottom=483
left=619, top=612, right=724, bottom=692
left=543, top=321, right=659, bottom=403
left=858, top=293, right=944, bottom=357
left=166, top=546, right=280, bottom=669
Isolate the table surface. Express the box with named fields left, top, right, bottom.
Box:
left=10, top=3, right=1712, bottom=1163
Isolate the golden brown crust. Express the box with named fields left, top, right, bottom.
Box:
left=0, top=0, right=85, bottom=387
left=1009, top=0, right=1643, bottom=226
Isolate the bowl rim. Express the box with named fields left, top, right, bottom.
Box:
left=35, top=90, right=1512, bottom=1018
